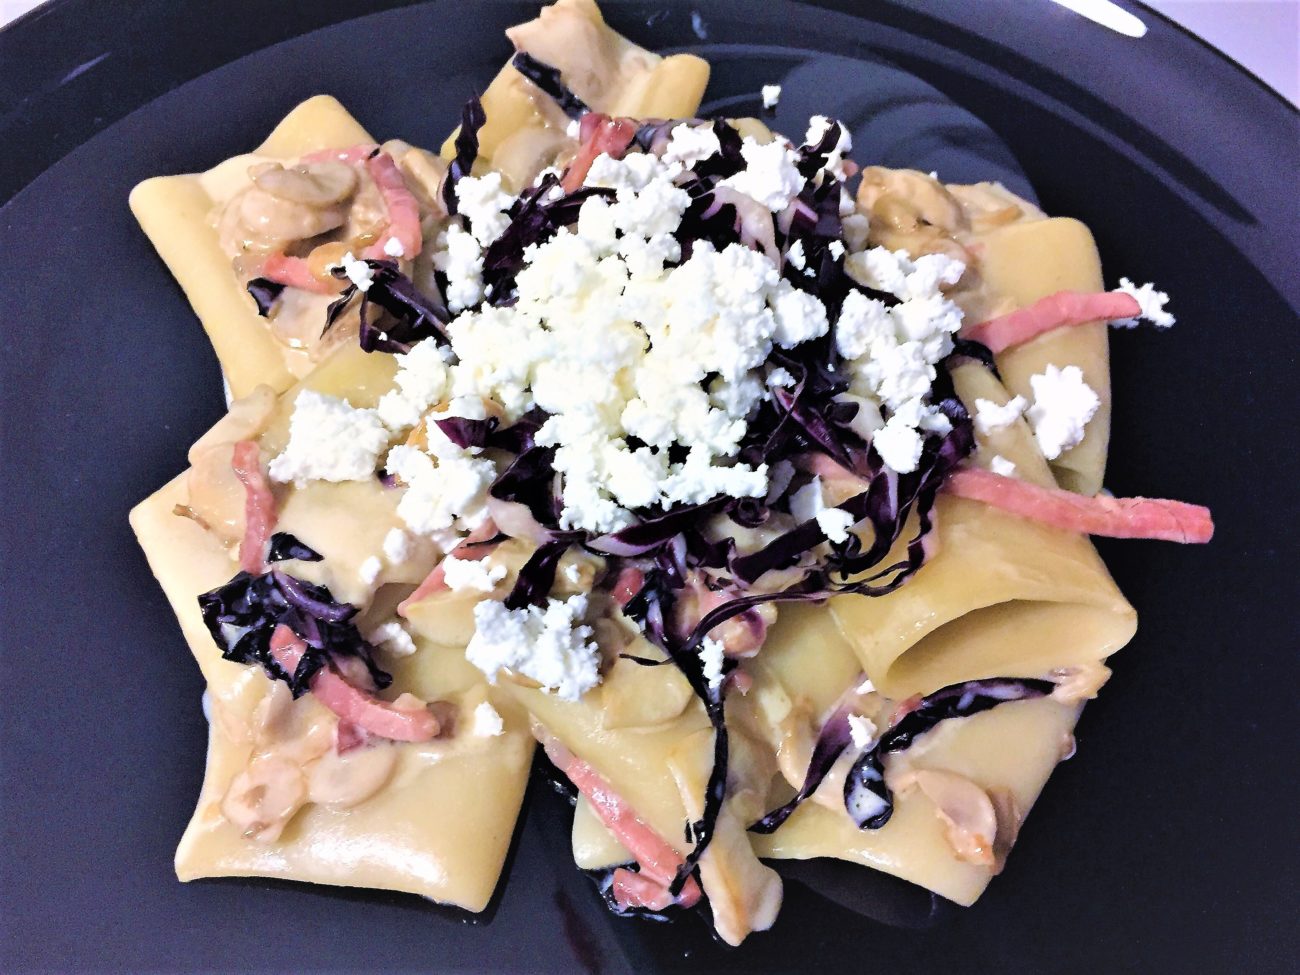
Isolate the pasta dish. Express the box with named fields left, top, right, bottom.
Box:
left=128, top=0, right=1212, bottom=945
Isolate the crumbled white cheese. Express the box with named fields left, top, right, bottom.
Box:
left=989, top=454, right=1017, bottom=477
left=761, top=84, right=782, bottom=109
left=786, top=239, right=807, bottom=271
left=267, top=389, right=390, bottom=487
left=720, top=137, right=806, bottom=211
left=441, top=554, right=506, bottom=593
left=338, top=251, right=374, bottom=292
left=455, top=172, right=517, bottom=247
left=358, top=555, right=383, bottom=586
left=465, top=594, right=601, bottom=701
left=471, top=700, right=505, bottom=737
left=662, top=122, right=721, bottom=168
left=816, top=508, right=855, bottom=543
left=847, top=713, right=877, bottom=750
left=834, top=289, right=893, bottom=360
left=700, top=636, right=726, bottom=689
left=385, top=442, right=495, bottom=537
left=367, top=619, right=417, bottom=657
left=973, top=395, right=1028, bottom=436
left=856, top=677, right=876, bottom=695
left=872, top=414, right=925, bottom=474
left=382, top=236, right=405, bottom=258
left=432, top=223, right=485, bottom=312
left=842, top=212, right=870, bottom=252
left=1026, top=365, right=1100, bottom=460
left=381, top=530, right=412, bottom=568
left=831, top=248, right=967, bottom=472
left=767, top=366, right=795, bottom=389
left=585, top=151, right=673, bottom=193
left=376, top=339, right=453, bottom=432
left=1113, top=277, right=1175, bottom=328
left=828, top=239, right=846, bottom=259
left=770, top=282, right=830, bottom=349
left=789, top=476, right=856, bottom=543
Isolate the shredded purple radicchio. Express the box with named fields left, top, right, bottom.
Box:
left=503, top=533, right=584, bottom=610
left=489, top=444, right=562, bottom=527
left=246, top=277, right=285, bottom=317
left=749, top=707, right=854, bottom=833
left=511, top=51, right=590, bottom=121
left=197, top=568, right=391, bottom=698
left=266, top=532, right=322, bottom=563
left=443, top=95, right=487, bottom=217
left=325, top=259, right=451, bottom=355
left=948, top=337, right=1003, bottom=380
left=841, top=678, right=1055, bottom=830
left=434, top=414, right=499, bottom=450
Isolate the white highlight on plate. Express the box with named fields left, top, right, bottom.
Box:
left=1049, top=0, right=1148, bottom=38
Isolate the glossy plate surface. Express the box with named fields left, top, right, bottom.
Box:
left=1, top=2, right=1296, bottom=972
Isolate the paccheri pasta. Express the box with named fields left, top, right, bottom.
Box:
left=128, top=0, right=1212, bottom=945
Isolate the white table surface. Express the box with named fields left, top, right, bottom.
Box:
left=1, top=0, right=1295, bottom=104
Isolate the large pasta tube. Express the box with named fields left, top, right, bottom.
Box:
left=830, top=492, right=1135, bottom=701
left=741, top=598, right=1081, bottom=907
left=129, top=97, right=375, bottom=398
left=129, top=348, right=533, bottom=912
left=751, top=694, right=1080, bottom=907
left=962, top=217, right=1113, bottom=496
left=444, top=0, right=710, bottom=188
left=831, top=355, right=1134, bottom=702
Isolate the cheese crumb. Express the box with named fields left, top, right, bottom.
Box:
left=432, top=223, right=485, bottom=312
left=700, top=636, right=726, bottom=689
left=856, top=677, right=876, bottom=695
left=790, top=476, right=856, bottom=543
left=367, top=619, right=417, bottom=657
left=663, top=123, right=721, bottom=168
left=382, top=236, right=405, bottom=258
left=848, top=713, right=878, bottom=750
left=267, top=389, right=390, bottom=487
left=989, top=454, right=1017, bottom=477
left=382, top=528, right=412, bottom=565
left=761, top=84, right=782, bottom=109
left=1113, top=278, right=1176, bottom=328
left=720, top=137, right=806, bottom=211
left=465, top=594, right=601, bottom=701
left=471, top=700, right=505, bottom=737
left=973, top=395, right=1028, bottom=435
left=338, top=251, right=373, bottom=292
left=441, top=554, right=507, bottom=593
left=455, top=172, right=517, bottom=247
left=358, top=555, right=382, bottom=586
left=1026, top=365, right=1100, bottom=460
left=872, top=414, right=925, bottom=473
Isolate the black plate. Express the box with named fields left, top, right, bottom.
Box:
left=1, top=2, right=1296, bottom=972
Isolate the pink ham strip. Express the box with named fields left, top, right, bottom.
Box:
left=960, top=290, right=1140, bottom=353
left=611, top=867, right=675, bottom=912
left=298, top=143, right=380, bottom=166
left=537, top=731, right=703, bottom=909
left=269, top=626, right=440, bottom=742
left=397, top=519, right=500, bottom=615
left=361, top=152, right=423, bottom=260
left=610, top=566, right=645, bottom=610
left=257, top=252, right=342, bottom=295
left=944, top=467, right=1214, bottom=543
left=231, top=440, right=276, bottom=574
left=562, top=114, right=639, bottom=193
